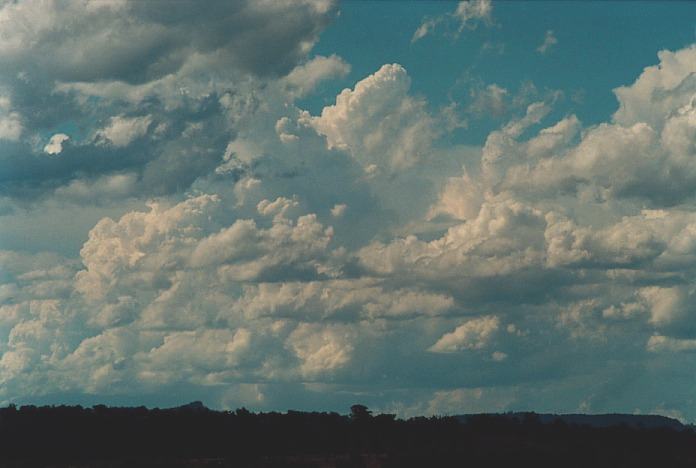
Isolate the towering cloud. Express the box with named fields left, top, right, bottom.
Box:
left=2, top=1, right=696, bottom=420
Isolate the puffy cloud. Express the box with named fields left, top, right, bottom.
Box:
left=639, top=286, right=695, bottom=328
left=6, top=7, right=696, bottom=422
left=613, top=45, right=696, bottom=129
left=74, top=192, right=337, bottom=305
left=309, top=64, right=437, bottom=170
left=360, top=199, right=547, bottom=280
left=233, top=279, right=453, bottom=321
left=429, top=316, right=500, bottom=353
left=43, top=133, right=70, bottom=155
left=0, top=0, right=338, bottom=204
left=283, top=54, right=350, bottom=98
left=95, top=115, right=152, bottom=147
left=478, top=45, right=696, bottom=207
left=75, top=194, right=222, bottom=302
left=286, top=323, right=355, bottom=376
left=54, top=173, right=138, bottom=203
left=143, top=328, right=252, bottom=384
left=331, top=203, right=347, bottom=218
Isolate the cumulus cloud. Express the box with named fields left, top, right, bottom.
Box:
left=95, top=115, right=152, bottom=147
left=429, top=316, right=500, bottom=353
left=43, top=134, right=70, bottom=155
left=331, top=203, right=347, bottom=218
left=309, top=64, right=437, bottom=170
left=53, top=173, right=137, bottom=203
left=6, top=5, right=696, bottom=421
left=234, top=279, right=453, bottom=321
left=613, top=45, right=696, bottom=129
left=360, top=199, right=547, bottom=280
left=286, top=323, right=355, bottom=376
left=0, top=0, right=339, bottom=203
left=283, top=54, right=350, bottom=98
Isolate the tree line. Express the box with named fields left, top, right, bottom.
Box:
left=0, top=402, right=694, bottom=467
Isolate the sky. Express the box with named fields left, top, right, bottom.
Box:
left=2, top=0, right=696, bottom=420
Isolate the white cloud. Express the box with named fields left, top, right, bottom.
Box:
left=54, top=173, right=137, bottom=202
left=412, top=18, right=442, bottom=43
left=43, top=133, right=70, bottom=155
left=613, top=45, right=696, bottom=129
left=309, top=63, right=437, bottom=170
left=7, top=18, right=696, bottom=419
left=412, top=0, right=492, bottom=42
left=453, top=0, right=492, bottom=29
left=536, top=30, right=557, bottom=54
left=95, top=115, right=152, bottom=147
left=330, top=203, right=347, bottom=218
left=647, top=335, right=696, bottom=353
left=286, top=323, right=355, bottom=376
left=429, top=315, right=500, bottom=353
left=0, top=97, right=21, bottom=141
left=360, top=199, right=546, bottom=280
left=284, top=54, right=350, bottom=98
left=639, top=286, right=693, bottom=327
left=469, top=83, right=508, bottom=117
left=234, top=279, right=453, bottom=321
left=144, top=328, right=252, bottom=382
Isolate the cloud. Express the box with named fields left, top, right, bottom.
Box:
left=647, top=335, right=696, bottom=353
left=453, top=0, right=493, bottom=30
left=43, top=134, right=70, bottom=155
left=53, top=173, right=138, bottom=203
left=412, top=0, right=492, bottom=42
left=95, top=115, right=152, bottom=147
left=286, top=323, right=355, bottom=376
left=283, top=54, right=350, bottom=98
left=468, top=83, right=509, bottom=117
left=359, top=199, right=547, bottom=281
left=6, top=20, right=696, bottom=421
left=0, top=0, right=338, bottom=204
left=429, top=316, right=500, bottom=353
left=613, top=45, right=696, bottom=129
left=309, top=63, right=437, bottom=170
left=537, top=30, right=557, bottom=54
left=330, top=204, right=347, bottom=218
left=0, top=0, right=336, bottom=82
left=234, top=279, right=453, bottom=321
left=0, top=97, right=21, bottom=141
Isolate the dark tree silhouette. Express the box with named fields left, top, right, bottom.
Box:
left=0, top=403, right=693, bottom=467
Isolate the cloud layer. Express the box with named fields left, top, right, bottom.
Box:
left=2, top=1, right=696, bottom=419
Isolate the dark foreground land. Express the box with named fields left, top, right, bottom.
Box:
left=2, top=402, right=696, bottom=467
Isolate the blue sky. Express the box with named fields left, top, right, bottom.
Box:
left=3, top=0, right=696, bottom=420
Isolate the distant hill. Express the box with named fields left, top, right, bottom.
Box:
left=456, top=412, right=686, bottom=430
